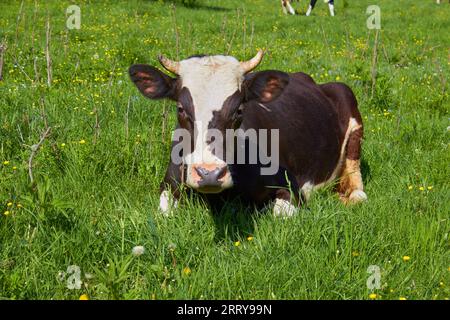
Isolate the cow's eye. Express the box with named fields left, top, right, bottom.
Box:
left=177, top=104, right=185, bottom=114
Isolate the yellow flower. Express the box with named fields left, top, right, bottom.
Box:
left=182, top=267, right=191, bottom=276
left=12, top=166, right=17, bottom=170
left=335, top=76, right=341, bottom=81
left=61, top=143, right=66, bottom=148
left=419, top=187, right=424, bottom=191
left=408, top=186, right=413, bottom=190
left=247, top=236, right=254, bottom=241
left=79, top=139, right=86, bottom=144
left=4, top=211, right=10, bottom=216
left=399, top=297, right=407, bottom=300
left=3, top=161, right=9, bottom=165
left=352, top=251, right=360, bottom=257
left=402, top=255, right=411, bottom=262
left=234, top=241, right=241, bottom=247
left=7, top=202, right=13, bottom=207
left=17, top=203, right=23, bottom=208
left=369, top=293, right=377, bottom=300
left=427, top=186, right=433, bottom=190
left=79, top=294, right=89, bottom=300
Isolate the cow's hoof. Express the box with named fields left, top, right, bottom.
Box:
left=159, top=190, right=178, bottom=216
left=348, top=190, right=368, bottom=203
left=273, top=198, right=297, bottom=218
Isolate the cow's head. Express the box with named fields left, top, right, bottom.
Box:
left=129, top=51, right=288, bottom=193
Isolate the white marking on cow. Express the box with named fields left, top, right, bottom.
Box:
left=315, top=117, right=361, bottom=189
left=179, top=56, right=244, bottom=190
left=301, top=181, right=315, bottom=201
left=273, top=198, right=297, bottom=218
left=159, top=190, right=178, bottom=216
left=300, top=117, right=362, bottom=201
left=348, top=190, right=368, bottom=203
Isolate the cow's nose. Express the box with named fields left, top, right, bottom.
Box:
left=194, top=165, right=228, bottom=187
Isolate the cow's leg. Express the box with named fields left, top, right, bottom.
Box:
left=272, top=189, right=298, bottom=218
left=338, top=123, right=367, bottom=204
left=281, top=0, right=288, bottom=14
left=328, top=0, right=335, bottom=17
left=159, top=159, right=183, bottom=216
left=306, top=0, right=317, bottom=16
left=286, top=0, right=296, bottom=15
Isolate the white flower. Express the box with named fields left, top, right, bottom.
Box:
left=132, top=245, right=145, bottom=257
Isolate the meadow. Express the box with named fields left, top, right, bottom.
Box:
left=0, top=0, right=449, bottom=300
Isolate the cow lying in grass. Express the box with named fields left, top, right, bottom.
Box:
left=129, top=51, right=367, bottom=217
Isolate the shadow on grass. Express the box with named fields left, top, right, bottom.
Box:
left=361, top=157, right=372, bottom=185
left=189, top=4, right=231, bottom=12
left=148, top=1, right=231, bottom=12
left=206, top=194, right=260, bottom=242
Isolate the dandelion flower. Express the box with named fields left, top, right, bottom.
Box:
left=399, top=297, right=407, bottom=300
left=3, top=161, right=9, bottom=165
left=79, top=294, right=89, bottom=300
left=79, top=139, right=86, bottom=144
left=7, top=202, right=13, bottom=207
left=247, top=236, right=254, bottom=241
left=12, top=166, right=17, bottom=170
left=61, top=143, right=66, bottom=148
left=17, top=203, right=23, bottom=208
left=419, top=187, right=424, bottom=191
left=132, top=245, right=145, bottom=257
left=182, top=267, right=191, bottom=276
left=402, top=255, right=411, bottom=262
left=427, top=186, right=433, bottom=190
left=234, top=241, right=241, bottom=247
left=3, top=211, right=10, bottom=216
left=408, top=186, right=413, bottom=190
left=369, top=293, right=377, bottom=300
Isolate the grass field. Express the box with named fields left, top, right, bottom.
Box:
left=0, top=0, right=449, bottom=300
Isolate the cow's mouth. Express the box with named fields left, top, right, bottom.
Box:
left=196, top=185, right=225, bottom=194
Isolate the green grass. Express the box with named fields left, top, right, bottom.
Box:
left=0, top=0, right=449, bottom=300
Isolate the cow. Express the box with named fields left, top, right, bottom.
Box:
left=129, top=51, right=367, bottom=217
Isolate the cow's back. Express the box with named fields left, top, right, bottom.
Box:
left=241, top=72, right=342, bottom=186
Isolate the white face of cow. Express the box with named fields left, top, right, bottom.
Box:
left=129, top=51, right=289, bottom=194
left=178, top=56, right=244, bottom=192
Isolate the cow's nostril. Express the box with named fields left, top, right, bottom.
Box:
left=216, top=166, right=227, bottom=180
left=194, top=165, right=228, bottom=184
left=194, top=166, right=210, bottom=179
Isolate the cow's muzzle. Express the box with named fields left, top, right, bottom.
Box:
left=188, top=163, right=233, bottom=193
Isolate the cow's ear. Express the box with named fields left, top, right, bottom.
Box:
left=129, top=64, right=177, bottom=100
left=243, top=70, right=289, bottom=103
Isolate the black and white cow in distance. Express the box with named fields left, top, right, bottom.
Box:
left=129, top=51, right=367, bottom=217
